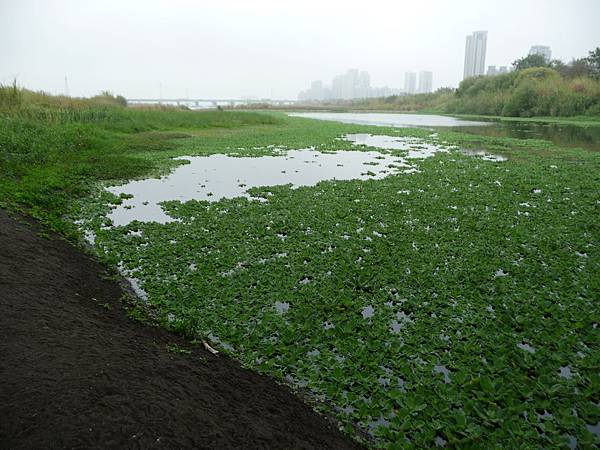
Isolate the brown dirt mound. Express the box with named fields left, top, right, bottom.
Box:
left=0, top=208, right=362, bottom=449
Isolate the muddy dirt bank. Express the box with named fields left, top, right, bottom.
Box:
left=0, top=208, right=361, bottom=449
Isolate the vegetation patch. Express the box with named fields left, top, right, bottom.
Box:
left=79, top=117, right=599, bottom=448
left=297, top=47, right=600, bottom=119
left=2, top=92, right=599, bottom=447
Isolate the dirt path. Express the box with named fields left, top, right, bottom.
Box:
left=0, top=209, right=361, bottom=449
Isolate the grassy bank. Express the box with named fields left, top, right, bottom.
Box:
left=448, top=114, right=600, bottom=127
left=300, top=66, right=600, bottom=119
left=2, top=92, right=599, bottom=448
left=0, top=86, right=279, bottom=234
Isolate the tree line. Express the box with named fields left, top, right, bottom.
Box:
left=333, top=47, right=600, bottom=117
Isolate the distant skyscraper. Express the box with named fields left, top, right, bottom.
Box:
left=463, top=31, right=488, bottom=79
left=529, top=45, right=552, bottom=62
left=418, top=71, right=433, bottom=93
left=310, top=80, right=324, bottom=100
left=297, top=68, right=402, bottom=101
left=357, top=71, right=371, bottom=98
left=487, top=65, right=510, bottom=76
left=331, top=74, right=344, bottom=99
left=342, top=69, right=359, bottom=99
left=404, top=72, right=416, bottom=94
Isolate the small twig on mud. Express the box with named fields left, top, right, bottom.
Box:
left=202, top=340, right=219, bottom=355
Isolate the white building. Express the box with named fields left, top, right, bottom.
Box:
left=487, top=65, right=510, bottom=77
left=297, top=69, right=402, bottom=101
left=464, top=31, right=488, bottom=79
left=310, top=80, right=324, bottom=100
left=529, top=45, right=552, bottom=62
left=404, top=72, right=417, bottom=94
left=418, top=71, right=433, bottom=93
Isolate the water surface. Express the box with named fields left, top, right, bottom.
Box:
left=288, top=112, right=489, bottom=128
left=454, top=122, right=600, bottom=151
left=289, top=112, right=600, bottom=151
left=344, top=134, right=506, bottom=161
left=107, top=149, right=413, bottom=225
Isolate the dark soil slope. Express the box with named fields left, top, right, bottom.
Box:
left=0, top=208, right=361, bottom=449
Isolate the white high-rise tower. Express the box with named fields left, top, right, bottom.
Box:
left=463, top=31, right=488, bottom=79
left=418, top=71, right=433, bottom=93
left=404, top=72, right=416, bottom=94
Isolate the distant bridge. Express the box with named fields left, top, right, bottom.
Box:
left=126, top=98, right=300, bottom=106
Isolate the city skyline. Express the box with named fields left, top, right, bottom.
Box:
left=301, top=33, right=557, bottom=102
left=299, top=68, right=433, bottom=101
left=297, top=39, right=563, bottom=101
left=298, top=69, right=402, bottom=101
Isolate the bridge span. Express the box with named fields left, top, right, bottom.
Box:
left=127, top=98, right=299, bottom=107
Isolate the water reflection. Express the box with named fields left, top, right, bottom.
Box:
left=344, top=134, right=444, bottom=158
left=288, top=112, right=489, bottom=127
left=288, top=112, right=600, bottom=151
left=106, top=149, right=413, bottom=226
left=454, top=122, right=600, bottom=151
left=345, top=134, right=506, bottom=161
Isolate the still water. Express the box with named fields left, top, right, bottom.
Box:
left=288, top=112, right=488, bottom=127
left=344, top=134, right=506, bottom=161
left=454, top=121, right=600, bottom=151
left=288, top=112, right=600, bottom=151
left=107, top=149, right=414, bottom=226
left=106, top=133, right=510, bottom=226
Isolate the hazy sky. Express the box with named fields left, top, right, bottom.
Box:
left=1, top=0, right=599, bottom=99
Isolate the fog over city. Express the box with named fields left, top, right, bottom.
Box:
left=1, top=0, right=599, bottom=99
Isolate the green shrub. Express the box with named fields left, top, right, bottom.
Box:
left=352, top=51, right=600, bottom=117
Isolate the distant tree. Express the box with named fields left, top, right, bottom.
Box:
left=512, top=54, right=549, bottom=71
left=565, top=58, right=592, bottom=78
left=587, top=47, right=600, bottom=80
left=435, top=87, right=456, bottom=94
left=514, top=67, right=560, bottom=83
left=549, top=59, right=568, bottom=76
left=92, top=91, right=127, bottom=107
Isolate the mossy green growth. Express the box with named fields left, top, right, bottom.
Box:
left=0, top=105, right=281, bottom=235
left=77, top=115, right=600, bottom=448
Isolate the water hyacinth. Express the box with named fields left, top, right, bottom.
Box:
left=74, top=114, right=600, bottom=448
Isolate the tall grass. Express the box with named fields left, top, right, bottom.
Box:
left=0, top=87, right=280, bottom=233
left=344, top=89, right=455, bottom=112
left=446, top=68, right=600, bottom=117
left=0, top=80, right=23, bottom=109
left=344, top=69, right=600, bottom=117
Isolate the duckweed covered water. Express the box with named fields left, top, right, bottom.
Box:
left=77, top=115, right=600, bottom=449
left=344, top=133, right=507, bottom=161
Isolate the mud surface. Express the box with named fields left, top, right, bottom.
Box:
left=0, top=208, right=361, bottom=449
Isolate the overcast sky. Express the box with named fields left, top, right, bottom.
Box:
left=1, top=0, right=599, bottom=99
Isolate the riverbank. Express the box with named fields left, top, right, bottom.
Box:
left=0, top=207, right=362, bottom=449
left=2, top=97, right=599, bottom=447
left=448, top=114, right=600, bottom=127
left=236, top=106, right=600, bottom=128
